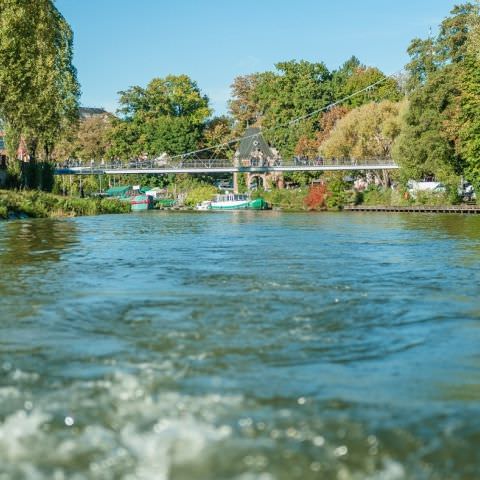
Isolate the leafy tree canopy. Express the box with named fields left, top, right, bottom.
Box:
left=0, top=0, right=80, bottom=160
left=54, top=114, right=114, bottom=161
left=321, top=100, right=404, bottom=160
left=109, top=75, right=211, bottom=157
left=399, top=2, right=479, bottom=186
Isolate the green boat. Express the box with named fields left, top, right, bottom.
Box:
left=196, top=193, right=270, bottom=211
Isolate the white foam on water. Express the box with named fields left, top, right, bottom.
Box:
left=0, top=370, right=242, bottom=479
left=122, top=417, right=231, bottom=480
left=0, top=386, right=21, bottom=399
left=234, top=473, right=276, bottom=480
left=0, top=409, right=50, bottom=461
left=366, top=460, right=406, bottom=480
left=10, top=368, right=40, bottom=382
left=0, top=369, right=410, bottom=480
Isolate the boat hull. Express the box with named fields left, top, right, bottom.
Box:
left=130, top=195, right=154, bottom=211
left=209, top=198, right=270, bottom=210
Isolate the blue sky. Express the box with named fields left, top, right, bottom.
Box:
left=56, top=0, right=461, bottom=115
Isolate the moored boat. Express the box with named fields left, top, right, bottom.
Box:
left=130, top=194, right=154, bottom=211
left=196, top=193, right=270, bottom=211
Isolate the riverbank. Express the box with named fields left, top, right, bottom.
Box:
left=250, top=185, right=479, bottom=212
left=0, top=189, right=130, bottom=219
left=345, top=205, right=480, bottom=214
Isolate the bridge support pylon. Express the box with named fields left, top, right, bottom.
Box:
left=233, top=172, right=239, bottom=194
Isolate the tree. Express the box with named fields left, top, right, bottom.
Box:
left=339, top=66, right=400, bottom=107
left=257, top=60, right=333, bottom=158
left=202, top=116, right=235, bottom=158
left=437, top=2, right=478, bottom=63
left=393, top=67, right=462, bottom=183
left=405, top=37, right=438, bottom=91
left=320, top=100, right=404, bottom=160
left=110, top=75, right=211, bottom=158
left=229, top=74, right=272, bottom=130
left=54, top=114, right=114, bottom=162
left=0, top=0, right=80, bottom=162
left=397, top=3, right=479, bottom=186
left=459, top=5, right=480, bottom=188
left=294, top=106, right=350, bottom=157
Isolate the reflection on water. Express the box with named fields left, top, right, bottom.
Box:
left=0, top=220, right=78, bottom=318
left=0, top=219, right=77, bottom=266
left=0, top=212, right=480, bottom=479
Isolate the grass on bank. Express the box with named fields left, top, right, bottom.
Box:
left=0, top=189, right=130, bottom=219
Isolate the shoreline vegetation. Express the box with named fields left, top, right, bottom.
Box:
left=0, top=189, right=130, bottom=220
left=2, top=180, right=478, bottom=220
left=1, top=3, right=479, bottom=220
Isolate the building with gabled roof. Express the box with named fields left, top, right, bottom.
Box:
left=233, top=127, right=284, bottom=192
left=79, top=107, right=110, bottom=120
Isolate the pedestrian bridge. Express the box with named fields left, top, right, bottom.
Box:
left=55, top=158, right=399, bottom=175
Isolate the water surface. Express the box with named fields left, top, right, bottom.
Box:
left=1, top=211, right=480, bottom=479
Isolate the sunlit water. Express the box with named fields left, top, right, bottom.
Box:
left=1, top=211, right=480, bottom=480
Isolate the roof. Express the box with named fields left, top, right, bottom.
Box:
left=105, top=186, right=132, bottom=196
left=237, top=127, right=273, bottom=160
left=79, top=107, right=109, bottom=119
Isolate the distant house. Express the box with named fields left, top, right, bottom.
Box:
left=0, top=108, right=110, bottom=166
left=79, top=107, right=110, bottom=120
left=0, top=130, right=33, bottom=163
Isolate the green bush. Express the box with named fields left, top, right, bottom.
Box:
left=184, top=184, right=217, bottom=207
left=362, top=187, right=393, bottom=205
left=0, top=189, right=129, bottom=219
left=260, top=188, right=307, bottom=211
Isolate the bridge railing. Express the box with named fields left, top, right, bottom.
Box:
left=56, top=157, right=397, bottom=172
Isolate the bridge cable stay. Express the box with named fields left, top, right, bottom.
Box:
left=168, top=70, right=402, bottom=161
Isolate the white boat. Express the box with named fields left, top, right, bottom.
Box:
left=196, top=193, right=269, bottom=210
left=196, top=200, right=212, bottom=210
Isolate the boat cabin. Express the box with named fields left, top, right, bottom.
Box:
left=214, top=193, right=249, bottom=202
left=105, top=185, right=134, bottom=198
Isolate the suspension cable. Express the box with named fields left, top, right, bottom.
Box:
left=169, top=71, right=401, bottom=160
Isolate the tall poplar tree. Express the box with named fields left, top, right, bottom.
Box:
left=0, top=0, right=80, bottom=162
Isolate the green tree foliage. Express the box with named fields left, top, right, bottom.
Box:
left=393, top=68, right=462, bottom=183
left=202, top=116, right=235, bottom=158
left=395, top=2, right=479, bottom=186
left=0, top=0, right=80, bottom=162
left=459, top=8, right=480, bottom=188
left=229, top=58, right=398, bottom=160
left=229, top=74, right=272, bottom=130
left=258, top=60, right=333, bottom=159
left=229, top=61, right=333, bottom=158
left=338, top=66, right=401, bottom=108
left=295, top=106, right=350, bottom=157
left=54, top=114, right=114, bottom=162
left=109, top=75, right=211, bottom=158
left=405, top=37, right=439, bottom=91
left=321, top=101, right=404, bottom=159
left=437, top=3, right=478, bottom=63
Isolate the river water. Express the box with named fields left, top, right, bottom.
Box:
left=1, top=211, right=480, bottom=480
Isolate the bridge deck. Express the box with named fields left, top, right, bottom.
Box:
left=55, top=159, right=399, bottom=175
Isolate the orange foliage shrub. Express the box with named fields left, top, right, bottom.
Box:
left=304, top=183, right=328, bottom=210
